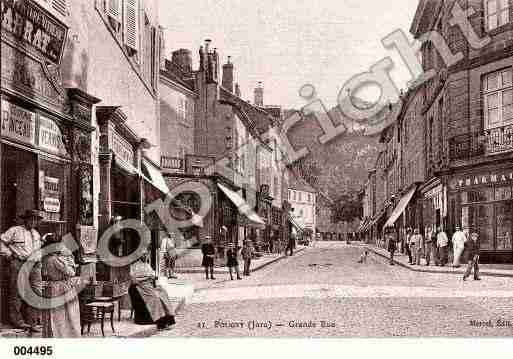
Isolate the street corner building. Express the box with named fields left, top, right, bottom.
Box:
left=359, top=0, right=513, bottom=264
left=0, top=0, right=165, bottom=328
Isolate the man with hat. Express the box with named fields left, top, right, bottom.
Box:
left=0, top=209, right=46, bottom=332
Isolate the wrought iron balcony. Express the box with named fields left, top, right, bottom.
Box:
left=449, top=124, right=513, bottom=160
left=485, top=124, right=513, bottom=155
left=449, top=132, right=484, bottom=160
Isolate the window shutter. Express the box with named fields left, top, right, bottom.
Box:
left=124, top=0, right=139, bottom=51
left=107, top=0, right=121, bottom=21
left=52, top=0, right=67, bottom=17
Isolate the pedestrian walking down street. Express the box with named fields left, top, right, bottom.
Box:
left=226, top=244, right=242, bottom=280
left=357, top=250, right=369, bottom=264
left=241, top=240, right=254, bottom=276
left=452, top=226, right=466, bottom=268
left=0, top=209, right=46, bottom=333
left=410, top=229, right=423, bottom=265
left=405, top=228, right=413, bottom=264
left=201, top=236, right=216, bottom=280
left=385, top=227, right=397, bottom=265
left=162, top=232, right=178, bottom=279
left=287, top=230, right=296, bottom=256
left=423, top=225, right=436, bottom=266
left=463, top=232, right=481, bottom=281
left=436, top=227, right=449, bottom=266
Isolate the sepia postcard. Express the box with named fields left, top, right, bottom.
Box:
left=0, top=0, right=513, bottom=357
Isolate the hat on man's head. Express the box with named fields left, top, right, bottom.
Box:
left=20, top=210, right=44, bottom=219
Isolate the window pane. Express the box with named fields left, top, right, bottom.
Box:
left=495, top=186, right=512, bottom=200
left=488, top=0, right=497, bottom=14
left=504, top=105, right=513, bottom=121
left=467, top=204, right=494, bottom=250
left=499, top=0, right=508, bottom=9
left=489, top=109, right=500, bottom=124
left=487, top=73, right=499, bottom=90
left=499, top=10, right=509, bottom=26
left=488, top=93, right=499, bottom=108
left=488, top=14, right=498, bottom=30
left=503, top=69, right=512, bottom=86
left=504, top=89, right=513, bottom=106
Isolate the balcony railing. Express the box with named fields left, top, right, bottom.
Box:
left=449, top=132, right=484, bottom=160
left=449, top=124, right=513, bottom=160
left=485, top=124, right=513, bottom=154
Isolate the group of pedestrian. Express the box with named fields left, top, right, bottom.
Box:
left=386, top=225, right=481, bottom=281
left=201, top=236, right=255, bottom=281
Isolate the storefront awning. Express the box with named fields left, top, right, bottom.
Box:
left=142, top=159, right=170, bottom=194
left=217, top=183, right=266, bottom=229
left=383, top=185, right=417, bottom=229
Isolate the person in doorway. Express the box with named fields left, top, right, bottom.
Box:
left=162, top=232, right=178, bottom=279
left=41, top=235, right=81, bottom=338
left=405, top=228, right=413, bottom=264
left=410, top=229, right=423, bottom=265
left=201, top=236, right=216, bottom=280
left=385, top=227, right=397, bottom=265
left=129, top=251, right=176, bottom=331
left=436, top=227, right=449, bottom=266
left=463, top=232, right=481, bottom=281
left=241, top=240, right=254, bottom=276
left=452, top=226, right=466, bottom=268
left=0, top=209, right=46, bottom=332
left=226, top=244, right=242, bottom=280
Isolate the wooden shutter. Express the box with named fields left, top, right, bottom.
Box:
left=107, top=0, right=122, bottom=21
left=52, top=0, right=67, bottom=17
left=124, top=0, right=139, bottom=51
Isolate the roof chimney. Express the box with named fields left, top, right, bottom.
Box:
left=204, top=39, right=212, bottom=53
left=171, top=49, right=192, bottom=73
left=222, top=56, right=234, bottom=93
left=254, top=82, right=264, bottom=107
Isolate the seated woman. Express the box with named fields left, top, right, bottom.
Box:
left=129, top=251, right=176, bottom=331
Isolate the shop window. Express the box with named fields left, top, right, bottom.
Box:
left=495, top=202, right=513, bottom=250
left=467, top=204, right=494, bottom=250
left=495, top=186, right=512, bottom=200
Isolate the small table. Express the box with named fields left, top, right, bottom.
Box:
left=81, top=302, right=115, bottom=337
left=93, top=297, right=123, bottom=321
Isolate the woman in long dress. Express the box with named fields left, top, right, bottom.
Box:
left=41, top=241, right=81, bottom=338
left=129, top=252, right=176, bottom=331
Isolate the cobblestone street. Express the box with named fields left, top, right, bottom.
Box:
left=155, top=242, right=513, bottom=337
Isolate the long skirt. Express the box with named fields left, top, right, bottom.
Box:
left=42, top=281, right=81, bottom=338
left=129, top=280, right=175, bottom=326
left=453, top=244, right=465, bottom=266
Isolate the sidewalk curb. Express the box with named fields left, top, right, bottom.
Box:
left=175, top=247, right=307, bottom=274
left=366, top=245, right=513, bottom=278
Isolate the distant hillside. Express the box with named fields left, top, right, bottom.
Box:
left=284, top=101, right=387, bottom=200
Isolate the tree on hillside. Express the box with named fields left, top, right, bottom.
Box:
left=331, top=193, right=363, bottom=224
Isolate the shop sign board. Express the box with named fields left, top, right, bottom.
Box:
left=39, top=115, right=69, bottom=157
left=1, top=99, right=36, bottom=146
left=43, top=175, right=60, bottom=213
left=111, top=130, right=134, bottom=167
left=451, top=170, right=513, bottom=190
left=0, top=0, right=67, bottom=63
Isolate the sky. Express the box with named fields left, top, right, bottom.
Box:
left=159, top=0, right=420, bottom=109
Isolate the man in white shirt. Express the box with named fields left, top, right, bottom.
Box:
left=452, top=226, right=466, bottom=268
left=0, top=210, right=45, bottom=332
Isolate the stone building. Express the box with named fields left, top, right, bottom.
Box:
left=412, top=0, right=513, bottom=263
